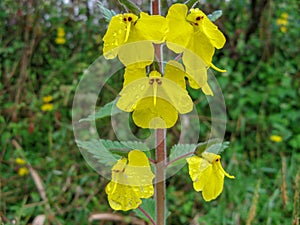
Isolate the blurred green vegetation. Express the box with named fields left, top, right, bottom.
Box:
left=1, top=0, right=299, bottom=224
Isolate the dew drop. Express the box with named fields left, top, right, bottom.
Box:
left=139, top=84, right=146, bottom=90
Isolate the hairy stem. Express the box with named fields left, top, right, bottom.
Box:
left=155, top=129, right=166, bottom=225
left=151, top=1, right=166, bottom=224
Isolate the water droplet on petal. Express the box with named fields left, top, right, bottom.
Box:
left=139, top=84, right=146, bottom=91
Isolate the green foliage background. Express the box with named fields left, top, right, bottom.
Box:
left=1, top=0, right=299, bottom=224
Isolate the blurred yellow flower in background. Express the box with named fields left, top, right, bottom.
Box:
left=42, top=95, right=53, bottom=102
left=15, top=157, right=26, bottom=165
left=280, top=26, right=287, bottom=33
left=270, top=135, right=283, bottom=143
left=18, top=167, right=29, bottom=176
left=276, top=13, right=288, bottom=33
left=41, top=95, right=54, bottom=111
left=15, top=158, right=29, bottom=176
left=55, top=27, right=66, bottom=44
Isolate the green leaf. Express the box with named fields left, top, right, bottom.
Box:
left=97, top=1, right=116, bottom=22
left=194, top=139, right=229, bottom=156
left=207, top=10, right=223, bottom=22
left=76, top=139, right=149, bottom=166
left=79, top=99, right=122, bottom=122
left=76, top=139, right=120, bottom=166
left=118, top=0, right=141, bottom=15
left=184, top=0, right=199, bottom=9
left=101, top=139, right=149, bottom=152
left=134, top=198, right=156, bottom=223
left=168, top=140, right=230, bottom=166
left=205, top=141, right=230, bottom=154
left=169, top=144, right=197, bottom=165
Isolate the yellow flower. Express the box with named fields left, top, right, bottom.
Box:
left=41, top=95, right=54, bottom=111
left=55, top=27, right=66, bottom=44
left=42, top=95, right=53, bottom=103
left=270, top=135, right=283, bottom=143
left=187, top=152, right=234, bottom=201
left=276, top=18, right=288, bottom=26
left=281, top=12, right=288, bottom=20
left=15, top=157, right=26, bottom=165
left=105, top=150, right=154, bottom=211
left=166, top=3, right=226, bottom=81
left=18, top=167, right=29, bottom=176
left=276, top=13, right=288, bottom=33
left=280, top=26, right=287, bottom=33
left=116, top=61, right=193, bottom=128
left=57, top=27, right=65, bottom=37
left=55, top=37, right=66, bottom=45
left=102, top=12, right=166, bottom=67
left=41, top=103, right=54, bottom=111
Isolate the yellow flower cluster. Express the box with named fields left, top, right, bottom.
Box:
left=15, top=157, right=29, bottom=176
left=103, top=3, right=226, bottom=129
left=276, top=13, right=288, bottom=33
left=41, top=95, right=54, bottom=111
left=102, top=4, right=231, bottom=209
left=55, top=27, right=66, bottom=44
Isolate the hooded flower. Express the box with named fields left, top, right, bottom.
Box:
left=103, top=12, right=166, bottom=67
left=105, top=150, right=154, bottom=211
left=187, top=152, right=234, bottom=201
left=116, top=61, right=193, bottom=128
left=166, top=4, right=226, bottom=93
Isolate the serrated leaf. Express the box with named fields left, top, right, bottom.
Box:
left=97, top=1, right=116, bottom=22
left=79, top=99, right=121, bottom=122
left=76, top=139, right=150, bottom=166
left=168, top=140, right=230, bottom=166
left=169, top=144, right=197, bottom=164
left=194, top=139, right=223, bottom=156
left=76, top=139, right=120, bottom=166
left=207, top=10, right=223, bottom=22
left=205, top=141, right=230, bottom=154
left=101, top=139, right=149, bottom=152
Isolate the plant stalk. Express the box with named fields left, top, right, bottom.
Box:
left=151, top=1, right=166, bottom=224
left=155, top=129, right=166, bottom=225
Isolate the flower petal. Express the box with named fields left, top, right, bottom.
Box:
left=187, top=8, right=226, bottom=49
left=182, top=48, right=209, bottom=89
left=106, top=182, right=142, bottom=211
left=202, top=16, right=226, bottom=49
left=201, top=83, right=213, bottom=96
left=102, top=15, right=127, bottom=59
left=126, top=150, right=154, bottom=198
left=135, top=12, right=167, bottom=43
left=166, top=4, right=193, bottom=53
left=123, top=66, right=147, bottom=87
left=164, top=60, right=186, bottom=90
left=159, top=79, right=193, bottom=114
left=102, top=13, right=138, bottom=59
left=118, top=40, right=154, bottom=67
left=117, top=77, right=150, bottom=112
left=132, top=97, right=178, bottom=128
